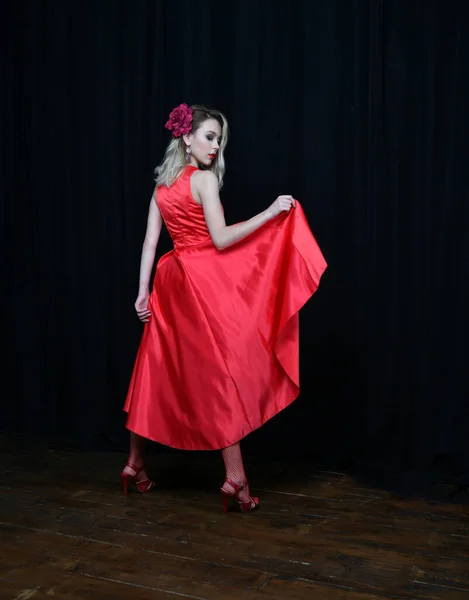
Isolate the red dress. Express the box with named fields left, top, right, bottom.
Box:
left=124, top=165, right=327, bottom=450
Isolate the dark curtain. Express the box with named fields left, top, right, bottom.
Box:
left=2, top=1, right=468, bottom=484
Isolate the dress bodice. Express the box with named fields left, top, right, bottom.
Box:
left=155, top=165, right=211, bottom=251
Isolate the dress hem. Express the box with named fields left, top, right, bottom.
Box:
left=123, top=389, right=299, bottom=451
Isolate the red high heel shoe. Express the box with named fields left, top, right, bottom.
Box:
left=220, top=478, right=259, bottom=513
left=120, top=461, right=155, bottom=497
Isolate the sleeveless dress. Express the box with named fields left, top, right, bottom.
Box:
left=124, top=165, right=327, bottom=450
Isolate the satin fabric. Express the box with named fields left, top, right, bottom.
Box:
left=124, top=165, right=327, bottom=450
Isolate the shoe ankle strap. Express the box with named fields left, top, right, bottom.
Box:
left=225, top=478, right=247, bottom=492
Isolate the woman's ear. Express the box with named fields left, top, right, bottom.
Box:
left=182, top=133, right=193, bottom=146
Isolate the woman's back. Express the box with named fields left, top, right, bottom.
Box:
left=156, top=165, right=211, bottom=251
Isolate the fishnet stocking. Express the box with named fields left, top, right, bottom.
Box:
left=122, top=432, right=150, bottom=480
left=221, top=442, right=253, bottom=504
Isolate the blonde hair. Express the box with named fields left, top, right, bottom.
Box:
left=154, top=104, right=229, bottom=189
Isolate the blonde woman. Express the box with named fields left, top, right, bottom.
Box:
left=121, top=103, right=327, bottom=513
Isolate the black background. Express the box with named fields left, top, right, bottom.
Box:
left=2, top=1, right=468, bottom=493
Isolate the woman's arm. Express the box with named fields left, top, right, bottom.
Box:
left=135, top=193, right=163, bottom=322
left=194, top=170, right=295, bottom=251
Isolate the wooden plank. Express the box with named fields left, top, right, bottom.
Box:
left=0, top=477, right=467, bottom=536
left=413, top=567, right=469, bottom=594
left=261, top=575, right=469, bottom=600
left=0, top=573, right=211, bottom=600
left=0, top=535, right=282, bottom=600
left=1, top=525, right=465, bottom=600
left=2, top=441, right=469, bottom=600
left=2, top=463, right=469, bottom=535
left=3, top=451, right=468, bottom=551
left=2, top=487, right=469, bottom=567
left=0, top=515, right=456, bottom=600
left=0, top=533, right=415, bottom=600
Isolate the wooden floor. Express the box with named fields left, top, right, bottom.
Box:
left=1, top=439, right=469, bottom=599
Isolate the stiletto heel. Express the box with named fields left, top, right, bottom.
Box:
left=120, top=461, right=155, bottom=496
left=121, top=474, right=130, bottom=497
left=220, top=478, right=259, bottom=513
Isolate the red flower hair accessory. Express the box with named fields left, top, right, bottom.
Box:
left=165, top=103, right=193, bottom=138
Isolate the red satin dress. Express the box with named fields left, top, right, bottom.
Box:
left=124, top=165, right=327, bottom=450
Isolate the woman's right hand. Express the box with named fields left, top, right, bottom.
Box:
left=266, top=195, right=296, bottom=219
left=135, top=292, right=151, bottom=323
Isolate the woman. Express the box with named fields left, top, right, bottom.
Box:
left=122, top=103, right=327, bottom=513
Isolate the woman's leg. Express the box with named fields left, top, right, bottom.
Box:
left=122, top=432, right=150, bottom=478
left=221, top=441, right=253, bottom=503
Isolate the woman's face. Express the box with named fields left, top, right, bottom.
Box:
left=185, top=118, right=222, bottom=168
